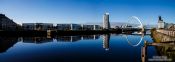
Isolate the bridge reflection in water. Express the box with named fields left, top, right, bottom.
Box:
left=141, top=30, right=175, bottom=62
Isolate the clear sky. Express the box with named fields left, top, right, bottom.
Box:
left=0, top=0, right=175, bottom=25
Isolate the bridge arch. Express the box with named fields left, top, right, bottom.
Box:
left=123, top=16, right=145, bottom=47
left=126, top=16, right=144, bottom=32
left=124, top=33, right=144, bottom=47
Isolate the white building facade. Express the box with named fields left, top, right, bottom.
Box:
left=57, top=24, right=81, bottom=30
left=81, top=24, right=101, bottom=30
left=157, top=16, right=165, bottom=29
left=22, top=23, right=53, bottom=31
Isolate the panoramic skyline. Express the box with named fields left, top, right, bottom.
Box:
left=0, top=0, right=175, bottom=25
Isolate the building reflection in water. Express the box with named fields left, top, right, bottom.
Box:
left=19, top=35, right=100, bottom=43
left=21, top=37, right=53, bottom=44
left=0, top=35, right=101, bottom=53
left=55, top=35, right=100, bottom=42
left=103, top=34, right=110, bottom=50
left=56, top=36, right=81, bottom=42
left=81, top=35, right=100, bottom=40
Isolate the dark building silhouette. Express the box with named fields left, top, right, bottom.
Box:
left=0, top=14, right=21, bottom=30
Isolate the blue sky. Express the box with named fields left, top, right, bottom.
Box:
left=0, top=0, right=175, bottom=25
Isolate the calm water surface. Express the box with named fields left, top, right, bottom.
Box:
left=0, top=33, right=158, bottom=62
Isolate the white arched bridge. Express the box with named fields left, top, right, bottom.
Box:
left=122, top=16, right=145, bottom=32
left=122, top=16, right=146, bottom=47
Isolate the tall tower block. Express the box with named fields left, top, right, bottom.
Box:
left=103, top=13, right=110, bottom=29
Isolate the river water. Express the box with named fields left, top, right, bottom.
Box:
left=0, top=32, right=170, bottom=62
